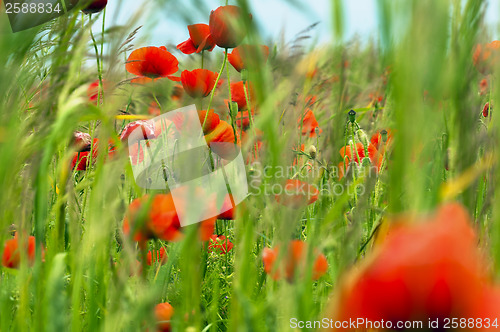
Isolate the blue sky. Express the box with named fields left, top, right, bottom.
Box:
left=97, top=0, right=500, bottom=47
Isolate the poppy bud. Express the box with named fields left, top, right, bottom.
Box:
left=380, top=129, right=388, bottom=143
left=209, top=6, right=251, bottom=49
left=81, top=0, right=107, bottom=14
left=361, top=157, right=371, bottom=167
left=308, top=145, right=317, bottom=159
left=348, top=109, right=356, bottom=123
left=229, top=101, right=239, bottom=118
left=241, top=69, right=248, bottom=82
left=483, top=102, right=491, bottom=118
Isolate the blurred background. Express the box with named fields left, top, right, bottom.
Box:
left=95, top=0, right=500, bottom=46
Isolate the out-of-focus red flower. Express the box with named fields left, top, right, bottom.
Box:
left=171, top=84, right=184, bottom=102
left=228, top=44, right=270, bottom=72
left=235, top=108, right=255, bottom=130
left=338, top=140, right=383, bottom=179
left=198, top=109, right=221, bottom=134
left=328, top=203, right=500, bottom=330
left=148, top=101, right=161, bottom=116
left=473, top=40, right=500, bottom=74
left=298, top=109, right=322, bottom=137
left=208, top=235, right=234, bottom=254
left=209, top=5, right=251, bottom=49
left=480, top=78, right=489, bottom=96
left=123, top=189, right=216, bottom=243
left=87, top=79, right=107, bottom=104
left=120, top=120, right=156, bottom=143
left=126, top=46, right=179, bottom=83
left=81, top=0, right=107, bottom=14
left=230, top=81, right=256, bottom=110
left=2, top=233, right=43, bottom=269
left=180, top=69, right=219, bottom=98
left=275, top=179, right=319, bottom=208
left=204, top=120, right=240, bottom=159
left=483, top=102, right=491, bottom=118
left=216, top=194, right=237, bottom=220
left=262, top=240, right=328, bottom=281
left=177, top=24, right=216, bottom=54
left=146, top=247, right=167, bottom=266
left=155, top=302, right=174, bottom=332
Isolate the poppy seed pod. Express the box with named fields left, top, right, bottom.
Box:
left=209, top=6, right=251, bottom=49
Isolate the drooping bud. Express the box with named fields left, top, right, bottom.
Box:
left=308, top=145, right=317, bottom=159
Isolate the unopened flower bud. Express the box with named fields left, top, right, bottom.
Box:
left=229, top=101, right=239, bottom=118
left=361, top=157, right=371, bottom=167
left=348, top=109, right=356, bottom=123
left=241, top=69, right=248, bottom=82
left=381, top=129, right=388, bottom=143
left=308, top=145, right=317, bottom=159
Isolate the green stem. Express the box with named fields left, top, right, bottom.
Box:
left=203, top=52, right=228, bottom=128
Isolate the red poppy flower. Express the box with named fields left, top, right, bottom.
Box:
left=275, top=179, right=319, bottom=208
left=198, top=109, right=221, bottom=134
left=71, top=138, right=99, bottom=171
left=262, top=240, right=328, bottom=281
left=483, top=102, right=491, bottom=118
left=298, top=109, right=322, bottom=137
left=204, top=120, right=240, bottom=159
left=123, top=189, right=216, bottom=243
left=120, top=120, right=156, bottom=143
left=235, top=108, right=255, bottom=130
left=177, top=24, right=216, bottom=54
left=2, top=233, right=42, bottom=268
left=227, top=44, right=270, bottom=72
left=208, top=234, right=234, bottom=254
left=146, top=247, right=167, bottom=266
left=216, top=194, right=236, bottom=220
left=126, top=46, right=179, bottom=83
left=180, top=69, right=219, bottom=98
left=209, top=5, right=251, bottom=49
left=87, top=79, right=107, bottom=104
left=230, top=81, right=256, bottom=110
left=155, top=302, right=174, bottom=332
left=328, top=203, right=500, bottom=329
left=81, top=0, right=107, bottom=14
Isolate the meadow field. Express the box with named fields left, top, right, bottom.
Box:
left=1, top=0, right=500, bottom=331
